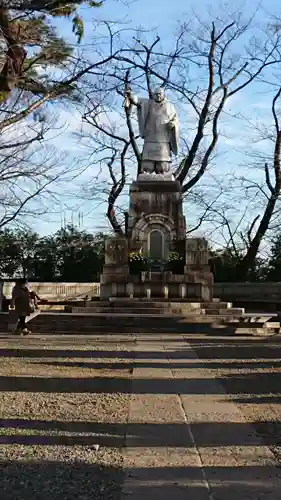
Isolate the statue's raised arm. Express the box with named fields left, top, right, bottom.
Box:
left=124, top=88, right=139, bottom=108
left=126, top=86, right=179, bottom=179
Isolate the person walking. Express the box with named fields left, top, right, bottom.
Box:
left=10, top=278, right=33, bottom=335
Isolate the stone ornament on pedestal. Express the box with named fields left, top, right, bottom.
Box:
left=184, top=237, right=213, bottom=301
left=185, top=237, right=209, bottom=269
left=138, top=172, right=175, bottom=181
left=104, top=237, right=128, bottom=267
left=100, top=236, right=129, bottom=299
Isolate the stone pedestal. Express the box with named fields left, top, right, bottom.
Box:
left=100, top=179, right=214, bottom=302
left=183, top=237, right=213, bottom=301
left=100, top=236, right=129, bottom=300
left=185, top=237, right=209, bottom=269
left=128, top=179, right=186, bottom=259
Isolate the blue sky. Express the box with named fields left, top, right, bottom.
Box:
left=26, top=0, right=281, bottom=248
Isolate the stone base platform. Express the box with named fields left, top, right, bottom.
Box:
left=0, top=298, right=280, bottom=336
left=69, top=298, right=235, bottom=315
left=100, top=275, right=213, bottom=301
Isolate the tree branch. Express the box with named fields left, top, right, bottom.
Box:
left=117, top=69, right=141, bottom=172
left=106, top=142, right=129, bottom=234
left=247, top=215, right=260, bottom=244
left=177, top=24, right=217, bottom=185
left=0, top=131, right=43, bottom=150
left=182, top=87, right=227, bottom=192
left=0, top=173, right=60, bottom=229
left=134, top=36, right=160, bottom=97
left=265, top=162, right=274, bottom=194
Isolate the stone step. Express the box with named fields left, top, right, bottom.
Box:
left=238, top=313, right=278, bottom=322
left=82, top=301, right=232, bottom=311
left=0, top=312, right=215, bottom=334
left=233, top=327, right=280, bottom=335
left=218, top=307, right=245, bottom=315
left=1, top=310, right=277, bottom=336
left=4, top=323, right=278, bottom=336
left=224, top=321, right=280, bottom=328
left=31, top=315, right=202, bottom=327
left=71, top=306, right=204, bottom=315
left=212, top=297, right=222, bottom=303
left=2, top=322, right=278, bottom=336
left=0, top=323, right=230, bottom=334
left=214, top=326, right=280, bottom=336
left=33, top=312, right=248, bottom=322
left=97, top=300, right=204, bottom=309
left=39, top=304, right=65, bottom=311
left=1, top=318, right=209, bottom=334
left=0, top=311, right=249, bottom=324
left=204, top=302, right=232, bottom=311
left=107, top=298, right=225, bottom=305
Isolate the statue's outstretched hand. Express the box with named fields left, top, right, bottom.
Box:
left=124, top=89, right=138, bottom=107
left=124, top=90, right=132, bottom=108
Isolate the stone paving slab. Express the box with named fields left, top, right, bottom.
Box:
left=171, top=343, right=281, bottom=499
left=122, top=336, right=281, bottom=499
left=122, top=343, right=210, bottom=499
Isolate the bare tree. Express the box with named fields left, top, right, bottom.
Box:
left=0, top=110, right=76, bottom=229
left=221, top=87, right=281, bottom=278
left=79, top=12, right=281, bottom=234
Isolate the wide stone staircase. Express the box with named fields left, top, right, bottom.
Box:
left=1, top=297, right=280, bottom=335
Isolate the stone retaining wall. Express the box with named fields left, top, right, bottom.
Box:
left=215, top=282, right=281, bottom=303
left=1, top=281, right=281, bottom=305
left=1, top=282, right=101, bottom=301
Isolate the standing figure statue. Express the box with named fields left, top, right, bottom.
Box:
left=125, top=86, right=179, bottom=176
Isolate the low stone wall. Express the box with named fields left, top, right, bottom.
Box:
left=2, top=281, right=281, bottom=306
left=214, top=282, right=281, bottom=304
left=2, top=282, right=101, bottom=301
left=0, top=281, right=3, bottom=311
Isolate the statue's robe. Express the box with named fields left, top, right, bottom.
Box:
left=136, top=97, right=179, bottom=163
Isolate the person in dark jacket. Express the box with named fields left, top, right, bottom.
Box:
left=10, top=278, right=32, bottom=335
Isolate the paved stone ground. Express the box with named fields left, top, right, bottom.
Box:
left=1, top=332, right=281, bottom=499
left=123, top=333, right=281, bottom=499
left=0, top=334, right=134, bottom=500
left=191, top=335, right=281, bottom=467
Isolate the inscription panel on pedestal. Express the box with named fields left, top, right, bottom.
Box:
left=186, top=238, right=209, bottom=266
left=105, top=237, right=128, bottom=266
left=149, top=230, right=164, bottom=259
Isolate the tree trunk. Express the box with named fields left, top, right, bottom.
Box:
left=235, top=195, right=278, bottom=279
left=0, top=9, right=27, bottom=99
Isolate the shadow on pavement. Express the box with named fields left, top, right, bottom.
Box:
left=0, top=460, right=124, bottom=500
left=0, top=419, right=279, bottom=447
left=0, top=461, right=280, bottom=500
left=36, top=359, right=281, bottom=370
left=1, top=339, right=281, bottom=360
left=1, top=372, right=281, bottom=398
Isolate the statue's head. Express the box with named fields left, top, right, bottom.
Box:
left=153, top=87, right=165, bottom=102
